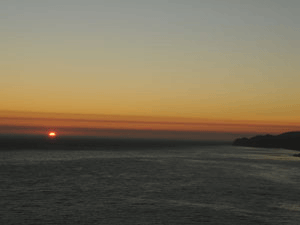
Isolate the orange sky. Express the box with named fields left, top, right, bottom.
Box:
left=1, top=1, right=299, bottom=140
left=1, top=110, right=299, bottom=141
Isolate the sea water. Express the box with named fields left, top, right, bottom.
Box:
left=1, top=145, right=300, bottom=224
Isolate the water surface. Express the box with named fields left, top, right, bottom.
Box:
left=1, top=145, right=300, bottom=224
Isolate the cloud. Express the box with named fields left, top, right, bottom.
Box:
left=0, top=124, right=253, bottom=141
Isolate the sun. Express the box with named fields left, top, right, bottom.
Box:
left=48, top=132, right=57, bottom=137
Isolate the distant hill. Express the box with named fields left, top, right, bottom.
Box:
left=233, top=132, right=300, bottom=151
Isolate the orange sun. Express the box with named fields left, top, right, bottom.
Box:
left=48, top=132, right=57, bottom=137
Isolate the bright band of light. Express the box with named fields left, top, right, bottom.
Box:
left=48, top=132, right=56, bottom=137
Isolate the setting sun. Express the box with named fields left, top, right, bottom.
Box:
left=48, top=132, right=57, bottom=137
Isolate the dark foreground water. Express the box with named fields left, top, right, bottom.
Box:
left=1, top=145, right=300, bottom=224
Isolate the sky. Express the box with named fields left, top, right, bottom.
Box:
left=1, top=0, right=300, bottom=140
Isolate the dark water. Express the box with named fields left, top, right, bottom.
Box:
left=1, top=145, right=300, bottom=224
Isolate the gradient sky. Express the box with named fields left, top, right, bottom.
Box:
left=1, top=1, right=300, bottom=140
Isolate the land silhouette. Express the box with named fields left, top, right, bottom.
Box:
left=233, top=132, right=300, bottom=156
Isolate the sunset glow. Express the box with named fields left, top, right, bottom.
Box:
left=0, top=1, right=299, bottom=141
left=48, top=132, right=57, bottom=137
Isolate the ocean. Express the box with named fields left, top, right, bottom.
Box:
left=1, top=145, right=300, bottom=224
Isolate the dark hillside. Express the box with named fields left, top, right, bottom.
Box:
left=233, top=132, right=300, bottom=151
